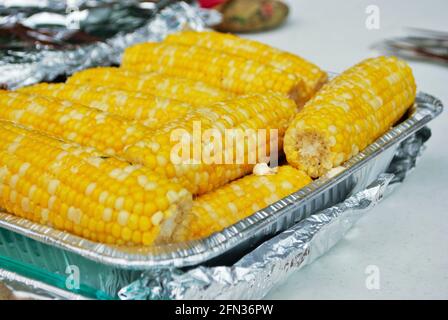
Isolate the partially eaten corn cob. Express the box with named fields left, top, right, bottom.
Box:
left=0, top=121, right=192, bottom=246
left=174, top=165, right=312, bottom=242
left=284, top=56, right=416, bottom=178
left=121, top=43, right=306, bottom=105
left=165, top=31, right=327, bottom=103
left=67, top=67, right=232, bottom=105
left=0, top=91, right=148, bottom=156
left=124, top=93, right=298, bottom=195
left=18, top=83, right=192, bottom=129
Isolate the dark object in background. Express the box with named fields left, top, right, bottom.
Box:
left=0, top=24, right=102, bottom=50
left=200, top=0, right=289, bottom=33
left=374, top=28, right=448, bottom=66
left=0, top=2, right=157, bottom=51
left=0, top=0, right=206, bottom=90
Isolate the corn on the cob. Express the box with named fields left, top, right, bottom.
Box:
left=0, top=120, right=192, bottom=246
left=121, top=43, right=306, bottom=105
left=0, top=91, right=148, bottom=156
left=174, top=165, right=311, bottom=242
left=284, top=56, right=416, bottom=178
left=165, top=31, right=327, bottom=103
left=18, top=83, right=193, bottom=129
left=67, top=67, right=232, bottom=105
left=124, top=93, right=298, bottom=195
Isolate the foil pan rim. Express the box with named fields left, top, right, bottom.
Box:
left=0, top=91, right=443, bottom=269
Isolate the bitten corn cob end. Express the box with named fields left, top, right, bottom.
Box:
left=284, top=56, right=416, bottom=178
left=174, top=165, right=312, bottom=242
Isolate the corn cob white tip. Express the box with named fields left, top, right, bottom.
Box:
left=322, top=166, right=345, bottom=179
left=253, top=163, right=278, bottom=176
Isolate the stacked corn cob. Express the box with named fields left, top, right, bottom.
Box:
left=284, top=56, right=416, bottom=178
left=122, top=43, right=307, bottom=105
left=174, top=165, right=311, bottom=242
left=164, top=31, right=327, bottom=104
left=124, top=93, right=298, bottom=195
left=66, top=67, right=232, bottom=106
left=0, top=91, right=148, bottom=156
left=0, top=121, right=191, bottom=246
left=18, top=83, right=193, bottom=129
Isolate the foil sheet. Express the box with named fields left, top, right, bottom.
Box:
left=0, top=0, right=216, bottom=89
left=118, top=174, right=394, bottom=300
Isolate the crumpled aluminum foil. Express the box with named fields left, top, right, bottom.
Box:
left=117, top=128, right=431, bottom=300
left=0, top=0, right=218, bottom=89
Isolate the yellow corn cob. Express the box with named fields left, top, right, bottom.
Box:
left=66, top=67, right=232, bottom=105
left=174, top=165, right=312, bottom=242
left=0, top=91, right=148, bottom=156
left=18, top=83, right=192, bottom=129
left=121, top=43, right=306, bottom=106
left=284, top=56, right=416, bottom=178
left=124, top=93, right=298, bottom=195
left=0, top=120, right=192, bottom=246
left=165, top=31, right=327, bottom=103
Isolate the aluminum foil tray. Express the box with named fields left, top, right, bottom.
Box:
left=0, top=93, right=443, bottom=298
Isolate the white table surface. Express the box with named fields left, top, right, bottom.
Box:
left=244, top=0, right=448, bottom=299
